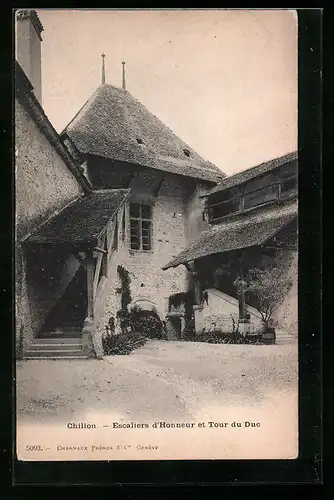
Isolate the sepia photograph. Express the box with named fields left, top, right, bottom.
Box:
left=15, top=8, right=298, bottom=461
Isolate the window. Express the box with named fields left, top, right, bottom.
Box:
left=281, top=176, right=297, bottom=195
left=130, top=203, right=152, bottom=251
left=243, top=184, right=277, bottom=210
left=183, top=149, right=190, bottom=157
left=210, top=197, right=241, bottom=221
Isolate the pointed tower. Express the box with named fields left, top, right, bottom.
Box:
left=101, top=53, right=106, bottom=84
left=122, top=61, right=126, bottom=90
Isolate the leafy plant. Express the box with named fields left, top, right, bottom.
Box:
left=105, top=315, right=115, bottom=336
left=194, top=330, right=249, bottom=345
left=182, top=317, right=196, bottom=341
left=102, top=330, right=147, bottom=355
left=116, top=265, right=132, bottom=333
left=130, top=308, right=165, bottom=339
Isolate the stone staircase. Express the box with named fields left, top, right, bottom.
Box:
left=275, top=329, right=298, bottom=346
left=24, top=328, right=87, bottom=360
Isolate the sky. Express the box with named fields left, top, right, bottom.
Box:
left=36, top=9, right=298, bottom=175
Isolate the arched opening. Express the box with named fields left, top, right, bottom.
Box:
left=130, top=306, right=165, bottom=340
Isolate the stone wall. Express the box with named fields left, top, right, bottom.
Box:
left=199, top=289, right=263, bottom=333
left=194, top=250, right=298, bottom=337
left=185, top=181, right=212, bottom=244
left=92, top=173, right=212, bottom=349
left=15, top=99, right=83, bottom=344
left=272, top=250, right=298, bottom=335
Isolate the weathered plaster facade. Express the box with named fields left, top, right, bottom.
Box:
left=272, top=250, right=298, bottom=335
left=92, top=172, right=210, bottom=347
left=199, top=289, right=263, bottom=333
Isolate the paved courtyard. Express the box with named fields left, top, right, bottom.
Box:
left=17, top=340, right=298, bottom=424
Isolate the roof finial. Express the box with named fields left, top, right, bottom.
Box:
left=122, top=61, right=126, bottom=90
left=101, top=53, right=106, bottom=84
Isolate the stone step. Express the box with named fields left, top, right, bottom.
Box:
left=29, top=343, right=82, bottom=351
left=23, top=356, right=88, bottom=360
left=24, top=349, right=86, bottom=359
left=33, top=337, right=82, bottom=344
left=276, top=339, right=298, bottom=345
left=38, top=331, right=82, bottom=339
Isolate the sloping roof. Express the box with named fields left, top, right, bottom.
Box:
left=204, top=151, right=298, bottom=196
left=162, top=201, right=297, bottom=269
left=24, top=190, right=129, bottom=246
left=62, top=84, right=225, bottom=183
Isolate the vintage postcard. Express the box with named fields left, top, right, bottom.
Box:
left=15, top=8, right=298, bottom=462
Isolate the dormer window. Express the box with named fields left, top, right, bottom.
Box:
left=183, top=149, right=190, bottom=157
left=136, top=137, right=145, bottom=145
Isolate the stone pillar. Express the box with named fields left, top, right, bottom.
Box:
left=180, top=316, right=186, bottom=339
left=166, top=318, right=176, bottom=340
left=82, top=317, right=103, bottom=359
left=193, top=304, right=204, bottom=333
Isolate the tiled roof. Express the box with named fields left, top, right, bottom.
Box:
left=24, top=190, right=129, bottom=246
left=162, top=200, right=298, bottom=269
left=204, top=151, right=298, bottom=196
left=62, top=84, right=225, bottom=183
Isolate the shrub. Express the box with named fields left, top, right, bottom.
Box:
left=193, top=330, right=250, bottom=345
left=116, top=265, right=133, bottom=333
left=102, top=331, right=147, bottom=356
left=182, top=317, right=196, bottom=341
left=131, top=309, right=165, bottom=340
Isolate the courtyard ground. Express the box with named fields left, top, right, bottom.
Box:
left=17, top=340, right=297, bottom=423
left=16, top=340, right=298, bottom=460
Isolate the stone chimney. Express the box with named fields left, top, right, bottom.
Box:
left=16, top=9, right=44, bottom=104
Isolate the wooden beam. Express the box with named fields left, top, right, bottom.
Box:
left=184, top=262, right=192, bottom=273
left=86, top=254, right=94, bottom=318
left=107, top=223, right=116, bottom=255
left=154, top=176, right=165, bottom=197
left=126, top=172, right=135, bottom=188
left=93, top=246, right=107, bottom=254
left=93, top=251, right=104, bottom=299
left=262, top=244, right=297, bottom=251
left=193, top=277, right=201, bottom=305
left=237, top=252, right=246, bottom=320
left=74, top=252, right=87, bottom=269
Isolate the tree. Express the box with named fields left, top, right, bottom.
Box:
left=233, top=250, right=293, bottom=330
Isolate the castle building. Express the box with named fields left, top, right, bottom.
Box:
left=15, top=9, right=226, bottom=358
left=15, top=10, right=297, bottom=358
left=163, top=152, right=298, bottom=341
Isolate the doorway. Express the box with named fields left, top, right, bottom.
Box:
left=37, top=265, right=88, bottom=337
left=166, top=316, right=182, bottom=340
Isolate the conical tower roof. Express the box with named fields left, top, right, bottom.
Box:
left=62, top=84, right=225, bottom=183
